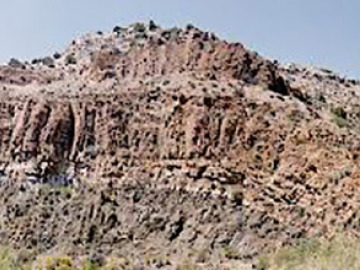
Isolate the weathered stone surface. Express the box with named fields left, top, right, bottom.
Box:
left=0, top=21, right=360, bottom=268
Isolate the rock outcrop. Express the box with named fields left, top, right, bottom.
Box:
left=0, top=22, right=360, bottom=268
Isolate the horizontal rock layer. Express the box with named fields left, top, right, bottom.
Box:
left=0, top=22, right=360, bottom=266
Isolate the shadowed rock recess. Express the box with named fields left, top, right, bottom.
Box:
left=1, top=22, right=360, bottom=268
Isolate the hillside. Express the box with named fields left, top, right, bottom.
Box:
left=0, top=22, right=360, bottom=269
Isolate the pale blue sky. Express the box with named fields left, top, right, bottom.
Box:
left=0, top=0, right=358, bottom=78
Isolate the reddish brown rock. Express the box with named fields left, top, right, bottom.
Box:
left=0, top=22, right=360, bottom=267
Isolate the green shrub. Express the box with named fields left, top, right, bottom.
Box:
left=333, top=115, right=348, bottom=128
left=81, top=261, right=101, bottom=270
left=133, top=23, right=146, bottom=33
left=223, top=245, right=240, bottom=260
left=331, top=106, right=348, bottom=128
left=332, top=106, right=347, bottom=119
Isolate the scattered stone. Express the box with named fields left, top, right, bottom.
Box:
left=65, top=54, right=77, bottom=65
left=53, top=52, right=62, bottom=59
left=8, top=58, right=25, bottom=69
left=149, top=20, right=158, bottom=31
left=0, top=22, right=359, bottom=268
left=41, top=57, right=55, bottom=68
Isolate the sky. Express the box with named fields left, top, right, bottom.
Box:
left=0, top=0, right=359, bottom=78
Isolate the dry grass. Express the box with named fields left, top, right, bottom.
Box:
left=257, top=234, right=360, bottom=270
left=3, top=235, right=360, bottom=270
left=0, top=248, right=103, bottom=270
left=0, top=247, right=31, bottom=270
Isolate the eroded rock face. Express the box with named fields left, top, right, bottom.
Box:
left=0, top=182, right=256, bottom=265
left=1, top=22, right=360, bottom=267
left=0, top=23, right=290, bottom=185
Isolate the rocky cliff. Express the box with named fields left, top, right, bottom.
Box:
left=1, top=22, right=360, bottom=269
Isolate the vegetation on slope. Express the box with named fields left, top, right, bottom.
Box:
left=257, top=234, right=360, bottom=270
left=1, top=234, right=360, bottom=269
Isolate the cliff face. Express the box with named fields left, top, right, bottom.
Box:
left=0, top=23, right=289, bottom=181
left=1, top=22, right=360, bottom=267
